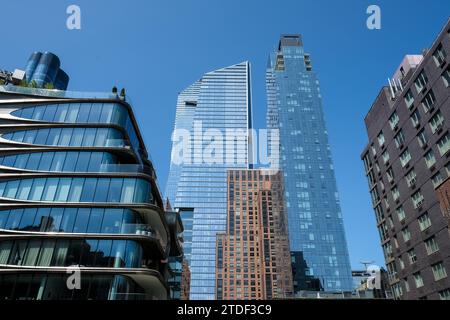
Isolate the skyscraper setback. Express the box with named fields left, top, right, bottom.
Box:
left=165, top=62, right=252, bottom=300
left=266, top=35, right=353, bottom=292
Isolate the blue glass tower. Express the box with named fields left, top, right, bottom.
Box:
left=25, top=52, right=69, bottom=90
left=165, top=62, right=251, bottom=300
left=266, top=35, right=352, bottom=291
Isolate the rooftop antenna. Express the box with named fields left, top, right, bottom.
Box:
left=360, top=260, right=375, bottom=271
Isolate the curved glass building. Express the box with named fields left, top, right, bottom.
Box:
left=0, top=84, right=180, bottom=300
left=25, top=52, right=69, bottom=90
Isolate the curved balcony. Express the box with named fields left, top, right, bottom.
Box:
left=0, top=127, right=129, bottom=149
left=0, top=267, right=168, bottom=300
left=0, top=234, right=165, bottom=266
left=0, top=204, right=170, bottom=254
left=0, top=176, right=154, bottom=205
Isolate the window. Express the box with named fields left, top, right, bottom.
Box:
left=425, top=150, right=436, bottom=168
left=413, top=272, right=424, bottom=288
left=399, top=257, right=405, bottom=270
left=405, top=169, right=417, bottom=187
left=382, top=150, right=390, bottom=164
left=93, top=179, right=110, bottom=202
left=371, top=144, right=376, bottom=156
left=87, top=209, right=104, bottom=233
left=422, top=90, right=436, bottom=113
left=439, top=289, right=450, bottom=300
left=414, top=70, right=428, bottom=93
left=374, top=205, right=384, bottom=223
left=411, top=110, right=421, bottom=128
left=418, top=213, right=432, bottom=231
left=404, top=278, right=410, bottom=292
left=437, top=133, right=450, bottom=156
left=386, top=168, right=394, bottom=183
left=396, top=206, right=406, bottom=222
left=432, top=262, right=447, bottom=281
left=430, top=111, right=444, bottom=134
left=0, top=178, right=151, bottom=204
left=394, top=130, right=405, bottom=148
left=417, top=130, right=428, bottom=148
left=2, top=128, right=125, bottom=148
left=399, top=150, right=412, bottom=167
left=443, top=67, right=450, bottom=87
left=402, top=228, right=411, bottom=242
left=412, top=191, right=424, bottom=209
left=389, top=112, right=400, bottom=130
left=377, top=132, right=385, bottom=147
left=433, top=43, right=447, bottom=67
left=383, top=197, right=390, bottom=210
left=425, top=237, right=439, bottom=255
left=363, top=153, right=372, bottom=172
left=375, top=162, right=381, bottom=174
left=392, top=283, right=403, bottom=299
left=431, top=172, right=444, bottom=188
left=405, top=89, right=414, bottom=109
left=391, top=187, right=400, bottom=202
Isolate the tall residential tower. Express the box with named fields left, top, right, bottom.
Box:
left=266, top=35, right=353, bottom=292
left=361, top=19, right=450, bottom=300
left=216, top=169, right=293, bottom=300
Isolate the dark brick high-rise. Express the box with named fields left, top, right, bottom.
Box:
left=361, top=19, right=450, bottom=300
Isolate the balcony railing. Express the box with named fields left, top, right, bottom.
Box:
left=121, top=224, right=164, bottom=248
left=0, top=84, right=123, bottom=101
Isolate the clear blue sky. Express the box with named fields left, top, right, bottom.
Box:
left=2, top=0, right=449, bottom=269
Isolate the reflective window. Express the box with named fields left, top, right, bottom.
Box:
left=0, top=178, right=152, bottom=204
left=0, top=208, right=157, bottom=238
left=2, top=128, right=126, bottom=147
left=10, top=103, right=141, bottom=151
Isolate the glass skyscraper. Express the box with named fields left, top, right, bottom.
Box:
left=165, top=62, right=251, bottom=300
left=266, top=35, right=352, bottom=291
left=0, top=77, right=181, bottom=299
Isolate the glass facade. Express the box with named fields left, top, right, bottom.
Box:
left=266, top=35, right=352, bottom=291
left=0, top=208, right=159, bottom=237
left=10, top=102, right=140, bottom=149
left=2, top=128, right=126, bottom=148
left=0, top=177, right=152, bottom=203
left=24, top=52, right=69, bottom=90
left=164, top=62, right=251, bottom=299
left=0, top=151, right=119, bottom=172
left=0, top=273, right=166, bottom=300
left=0, top=87, right=173, bottom=300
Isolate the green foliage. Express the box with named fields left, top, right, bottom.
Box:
left=29, top=80, right=38, bottom=88
left=19, top=79, right=29, bottom=87
left=0, top=79, right=5, bottom=85
left=44, top=82, right=55, bottom=90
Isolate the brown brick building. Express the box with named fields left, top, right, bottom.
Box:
left=215, top=169, right=293, bottom=300
left=361, top=19, right=450, bottom=300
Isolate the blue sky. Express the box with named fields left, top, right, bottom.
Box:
left=2, top=0, right=449, bottom=269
